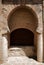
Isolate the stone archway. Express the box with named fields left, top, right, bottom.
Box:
left=7, top=6, right=43, bottom=62
left=7, top=6, right=38, bottom=60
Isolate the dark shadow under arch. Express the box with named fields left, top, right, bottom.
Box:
left=10, top=28, right=34, bottom=46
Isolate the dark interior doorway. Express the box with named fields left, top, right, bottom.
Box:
left=10, top=28, right=34, bottom=46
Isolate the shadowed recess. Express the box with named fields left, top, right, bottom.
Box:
left=10, top=28, right=34, bottom=46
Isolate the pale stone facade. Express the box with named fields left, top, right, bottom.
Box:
left=0, top=0, right=44, bottom=64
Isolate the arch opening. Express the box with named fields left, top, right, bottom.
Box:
left=10, top=28, right=34, bottom=47
left=7, top=6, right=38, bottom=60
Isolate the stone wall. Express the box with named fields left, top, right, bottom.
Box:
left=0, top=0, right=44, bottom=62
left=0, top=2, right=42, bottom=33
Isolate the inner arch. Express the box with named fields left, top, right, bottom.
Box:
left=8, top=6, right=38, bottom=33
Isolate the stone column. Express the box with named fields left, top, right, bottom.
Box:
left=0, top=36, right=8, bottom=63
left=37, top=33, right=43, bottom=62
left=2, top=37, right=8, bottom=62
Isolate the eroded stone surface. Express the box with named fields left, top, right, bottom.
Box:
left=0, top=47, right=44, bottom=65
left=0, top=57, right=44, bottom=65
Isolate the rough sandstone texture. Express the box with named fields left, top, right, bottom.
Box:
left=0, top=48, right=44, bottom=65
left=0, top=0, right=44, bottom=64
